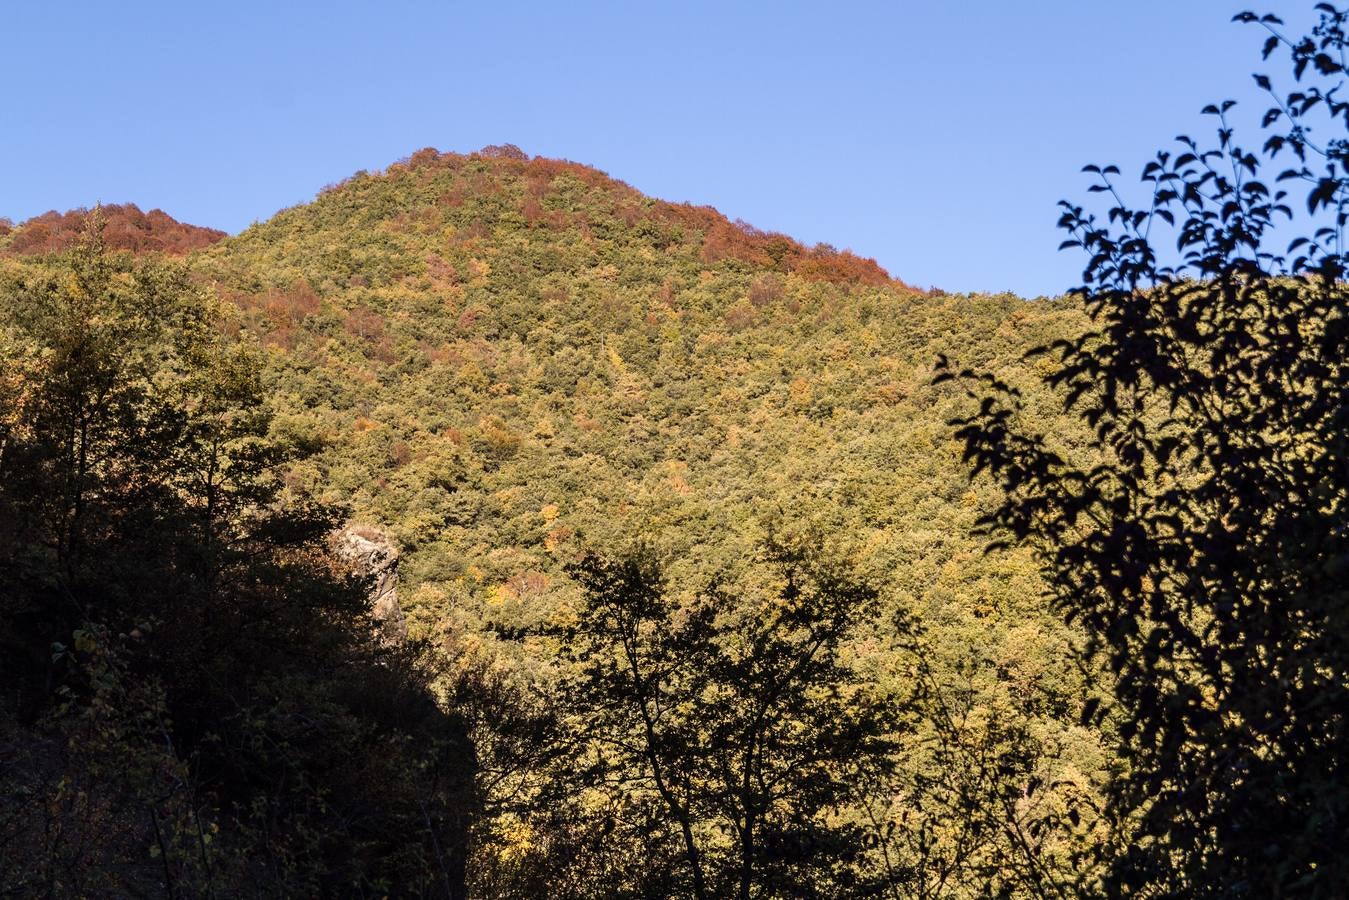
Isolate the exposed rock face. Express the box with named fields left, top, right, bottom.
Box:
left=334, top=525, right=408, bottom=644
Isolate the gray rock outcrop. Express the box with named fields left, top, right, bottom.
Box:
left=334, top=525, right=409, bottom=644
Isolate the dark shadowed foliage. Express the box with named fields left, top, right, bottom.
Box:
left=555, top=545, right=904, bottom=900
left=937, top=6, right=1349, bottom=897
left=0, top=218, right=475, bottom=897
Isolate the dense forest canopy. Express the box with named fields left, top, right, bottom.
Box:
left=4, top=5, right=1349, bottom=896
left=0, top=204, right=225, bottom=256
left=2, top=147, right=1102, bottom=897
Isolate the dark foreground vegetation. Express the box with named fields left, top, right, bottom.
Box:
left=2, top=6, right=1347, bottom=897
left=0, top=228, right=475, bottom=895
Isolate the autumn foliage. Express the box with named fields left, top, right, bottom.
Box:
left=674, top=208, right=897, bottom=287
left=2, top=139, right=1104, bottom=898
left=1, top=204, right=224, bottom=256
left=365, top=146, right=918, bottom=291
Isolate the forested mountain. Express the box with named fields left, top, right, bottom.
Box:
left=194, top=145, right=1085, bottom=647
left=2, top=146, right=1104, bottom=897
left=203, top=147, right=1108, bottom=892
left=9, top=2, right=1349, bottom=894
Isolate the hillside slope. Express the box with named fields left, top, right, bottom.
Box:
left=192, top=146, right=1094, bottom=707
left=0, top=145, right=1106, bottom=892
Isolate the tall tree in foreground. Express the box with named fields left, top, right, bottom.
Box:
left=938, top=6, right=1349, bottom=896
left=558, top=545, right=901, bottom=899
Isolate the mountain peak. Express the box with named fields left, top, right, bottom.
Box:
left=306, top=146, right=913, bottom=291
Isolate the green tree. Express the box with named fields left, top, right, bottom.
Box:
left=938, top=5, right=1349, bottom=896
left=558, top=544, right=902, bottom=899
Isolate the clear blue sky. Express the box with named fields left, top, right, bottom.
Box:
left=2, top=2, right=1294, bottom=296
